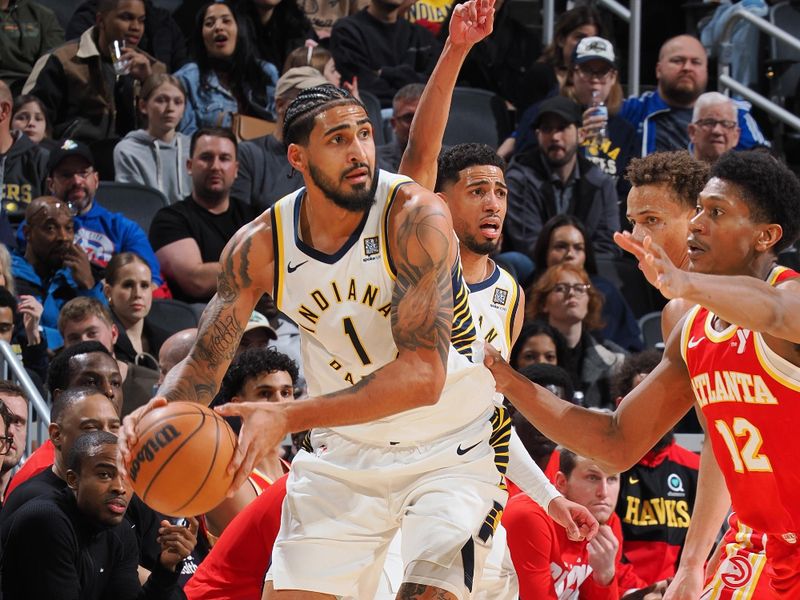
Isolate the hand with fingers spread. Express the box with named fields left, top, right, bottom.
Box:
left=117, top=396, right=168, bottom=478
left=157, top=517, right=199, bottom=571
left=62, top=243, right=95, bottom=290
left=587, top=524, right=619, bottom=586
left=547, top=496, right=599, bottom=542
left=214, top=401, right=290, bottom=496
left=449, top=0, right=495, bottom=47
left=17, top=295, right=43, bottom=345
left=614, top=231, right=690, bottom=299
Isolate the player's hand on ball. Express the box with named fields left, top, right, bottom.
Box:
left=663, top=564, right=704, bottom=600
left=215, top=401, right=290, bottom=495
left=118, top=396, right=168, bottom=477
left=157, top=517, right=198, bottom=572
left=614, top=232, right=689, bottom=300
left=548, top=496, right=599, bottom=542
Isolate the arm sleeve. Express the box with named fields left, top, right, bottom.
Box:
left=39, top=8, right=64, bottom=53
left=117, top=219, right=164, bottom=285
left=591, top=177, right=622, bottom=257
left=503, top=501, right=559, bottom=600
left=735, top=104, right=770, bottom=150
left=330, top=20, right=397, bottom=105
left=22, top=54, right=65, bottom=125
left=3, top=508, right=80, bottom=600
left=230, top=142, right=256, bottom=206
left=506, top=430, right=561, bottom=509
left=174, top=70, right=198, bottom=136
left=65, top=1, right=96, bottom=40
left=113, top=145, right=145, bottom=185
left=148, top=208, right=190, bottom=252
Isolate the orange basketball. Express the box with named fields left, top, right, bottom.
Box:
left=128, top=402, right=237, bottom=516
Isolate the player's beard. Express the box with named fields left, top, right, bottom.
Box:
left=309, top=161, right=378, bottom=213
left=461, top=232, right=499, bottom=256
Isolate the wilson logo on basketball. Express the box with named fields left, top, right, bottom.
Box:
left=129, top=424, right=181, bottom=483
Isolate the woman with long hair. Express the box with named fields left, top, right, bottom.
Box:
left=531, top=214, right=642, bottom=352
left=527, top=262, right=626, bottom=409
left=114, top=73, right=192, bottom=204
left=175, top=0, right=279, bottom=135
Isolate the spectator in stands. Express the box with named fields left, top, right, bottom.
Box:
left=0, top=81, right=49, bottom=219
left=12, top=196, right=106, bottom=349
left=377, top=83, right=423, bottom=172
left=1, top=430, right=193, bottom=599
left=620, top=34, right=767, bottom=156
left=511, top=363, right=574, bottom=480
left=0, top=381, right=27, bottom=504
left=0, top=0, right=63, bottom=95
left=407, top=0, right=453, bottom=35
left=688, top=91, right=741, bottom=164
left=254, top=294, right=305, bottom=391
left=625, top=151, right=709, bottom=276
left=330, top=0, right=441, bottom=108
left=104, top=252, right=170, bottom=371
left=66, top=0, right=188, bottom=73
left=157, top=327, right=197, bottom=386
left=175, top=0, right=279, bottom=136
left=299, top=0, right=365, bottom=40
left=504, top=446, right=652, bottom=598
left=11, top=94, right=51, bottom=147
left=23, top=0, right=167, bottom=145
left=527, top=262, right=626, bottom=409
left=113, top=73, right=192, bottom=204
left=237, top=310, right=278, bottom=358
left=510, top=320, right=566, bottom=370
left=0, top=286, right=48, bottom=385
left=504, top=96, right=620, bottom=259
left=58, top=297, right=158, bottom=415
left=2, top=341, right=122, bottom=500
left=236, top=0, right=315, bottom=71
left=283, top=45, right=341, bottom=84
left=205, top=346, right=297, bottom=536
left=531, top=214, right=642, bottom=352
left=150, top=128, right=255, bottom=304
left=0, top=244, right=12, bottom=292
left=33, top=140, right=165, bottom=288
left=613, top=349, right=699, bottom=586
left=231, top=67, right=327, bottom=211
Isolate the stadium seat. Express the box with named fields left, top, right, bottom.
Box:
left=94, top=182, right=170, bottom=234
left=638, top=311, right=664, bottom=349
left=595, top=256, right=664, bottom=319
left=443, top=87, right=513, bottom=149
left=359, top=90, right=388, bottom=146
left=769, top=1, right=800, bottom=103
left=147, top=299, right=200, bottom=336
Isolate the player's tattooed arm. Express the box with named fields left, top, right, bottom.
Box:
left=160, top=220, right=269, bottom=404
left=391, top=203, right=453, bottom=368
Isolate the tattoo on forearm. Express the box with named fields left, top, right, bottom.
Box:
left=397, top=583, right=453, bottom=600
left=391, top=206, right=452, bottom=367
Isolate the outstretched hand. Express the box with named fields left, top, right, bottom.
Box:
left=548, top=496, right=599, bottom=542
left=118, top=396, right=168, bottom=478
left=214, top=401, right=290, bottom=496
left=449, top=0, right=495, bottom=46
left=614, top=231, right=689, bottom=300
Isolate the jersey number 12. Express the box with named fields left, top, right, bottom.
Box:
left=715, top=417, right=773, bottom=473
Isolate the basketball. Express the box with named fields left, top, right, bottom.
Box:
left=128, top=402, right=237, bottom=517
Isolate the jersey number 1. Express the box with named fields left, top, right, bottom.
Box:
left=343, top=317, right=371, bottom=365
left=715, top=417, right=773, bottom=473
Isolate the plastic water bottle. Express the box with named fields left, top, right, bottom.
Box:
left=590, top=89, right=608, bottom=146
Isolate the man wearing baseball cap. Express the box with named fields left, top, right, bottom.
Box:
left=505, top=95, right=620, bottom=259
left=16, top=139, right=164, bottom=294
left=231, top=67, right=330, bottom=211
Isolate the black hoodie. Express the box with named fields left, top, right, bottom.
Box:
left=0, top=130, right=49, bottom=220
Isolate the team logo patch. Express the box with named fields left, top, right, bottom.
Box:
left=363, top=236, right=379, bottom=257
left=719, top=555, right=753, bottom=589
left=492, top=287, right=508, bottom=306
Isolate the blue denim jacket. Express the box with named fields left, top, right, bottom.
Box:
left=175, top=61, right=279, bottom=135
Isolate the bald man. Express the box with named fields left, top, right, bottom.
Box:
left=620, top=35, right=767, bottom=157
left=0, top=80, right=49, bottom=222
left=11, top=196, right=106, bottom=348
left=157, top=328, right=197, bottom=386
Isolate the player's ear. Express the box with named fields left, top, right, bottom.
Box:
left=436, top=191, right=449, bottom=205
left=49, top=422, right=61, bottom=447
left=554, top=471, right=568, bottom=495
left=287, top=143, right=306, bottom=172
left=755, top=223, right=783, bottom=253
left=66, top=469, right=79, bottom=491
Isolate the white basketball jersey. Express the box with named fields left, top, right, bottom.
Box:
left=468, top=263, right=521, bottom=361
left=271, top=170, right=496, bottom=444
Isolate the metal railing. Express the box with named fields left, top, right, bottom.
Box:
left=0, top=341, right=50, bottom=457
left=541, top=0, right=642, bottom=97
left=716, top=6, right=800, bottom=133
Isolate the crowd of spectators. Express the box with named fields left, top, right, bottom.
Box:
left=0, top=0, right=796, bottom=597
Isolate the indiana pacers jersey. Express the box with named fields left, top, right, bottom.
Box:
left=681, top=266, right=800, bottom=537
left=271, top=170, right=496, bottom=445
left=468, top=263, right=521, bottom=361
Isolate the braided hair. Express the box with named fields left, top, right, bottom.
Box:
left=282, top=84, right=366, bottom=146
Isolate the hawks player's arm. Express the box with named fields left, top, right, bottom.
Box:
left=485, top=315, right=696, bottom=473
left=117, top=214, right=274, bottom=469
left=216, top=184, right=459, bottom=491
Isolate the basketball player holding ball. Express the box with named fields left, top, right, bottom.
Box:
left=484, top=150, right=800, bottom=598
left=120, top=2, right=597, bottom=599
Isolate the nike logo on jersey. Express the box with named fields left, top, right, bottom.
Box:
left=687, top=336, right=705, bottom=348
left=456, top=441, right=481, bottom=455
left=629, top=476, right=640, bottom=484
left=287, top=260, right=308, bottom=273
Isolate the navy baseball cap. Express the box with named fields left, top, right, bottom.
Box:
left=47, top=139, right=95, bottom=175
left=532, top=96, right=583, bottom=129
